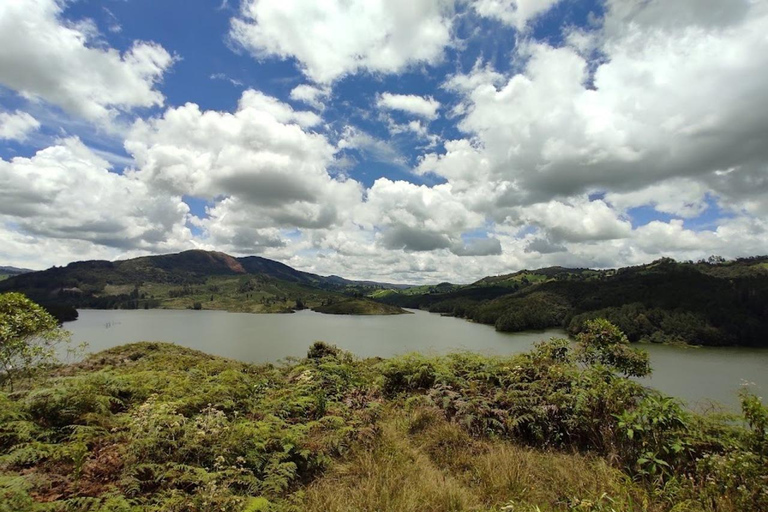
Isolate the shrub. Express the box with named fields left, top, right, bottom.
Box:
left=380, top=354, right=443, bottom=396
left=575, top=318, right=651, bottom=377
left=0, top=292, right=71, bottom=390
left=307, top=341, right=341, bottom=360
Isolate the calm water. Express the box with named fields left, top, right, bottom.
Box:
left=64, top=309, right=767, bottom=410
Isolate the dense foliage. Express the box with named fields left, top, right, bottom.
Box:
left=0, top=293, right=71, bottom=391
left=380, top=256, right=768, bottom=347
left=0, top=318, right=766, bottom=511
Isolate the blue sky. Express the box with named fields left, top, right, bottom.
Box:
left=0, top=0, right=766, bottom=282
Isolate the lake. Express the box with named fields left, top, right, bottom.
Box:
left=64, top=309, right=768, bottom=410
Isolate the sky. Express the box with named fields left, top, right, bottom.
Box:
left=0, top=0, right=767, bottom=284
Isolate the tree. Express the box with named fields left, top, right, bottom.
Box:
left=0, top=293, right=70, bottom=390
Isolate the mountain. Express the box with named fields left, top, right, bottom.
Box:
left=377, top=256, right=768, bottom=347
left=0, top=250, right=408, bottom=318
left=0, top=265, right=33, bottom=280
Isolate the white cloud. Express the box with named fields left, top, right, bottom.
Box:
left=0, top=138, right=192, bottom=262
left=0, top=0, right=174, bottom=122
left=605, top=179, right=710, bottom=218
left=377, top=92, right=441, bottom=120
left=210, top=73, right=245, bottom=87
left=337, top=126, right=407, bottom=166
left=425, top=0, right=768, bottom=212
left=473, top=0, right=563, bottom=30
left=230, top=0, right=455, bottom=83
left=632, top=217, right=768, bottom=258
left=514, top=198, right=632, bottom=243
left=125, top=90, right=363, bottom=254
left=238, top=89, right=322, bottom=127
left=0, top=110, right=40, bottom=141
left=362, top=178, right=487, bottom=255
left=290, top=84, right=330, bottom=110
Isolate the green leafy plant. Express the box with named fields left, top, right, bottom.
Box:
left=0, top=292, right=71, bottom=390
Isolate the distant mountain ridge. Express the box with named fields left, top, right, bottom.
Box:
left=0, top=250, right=409, bottom=318
left=0, top=265, right=33, bottom=275
left=0, top=250, right=410, bottom=290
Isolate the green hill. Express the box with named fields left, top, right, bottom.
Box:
left=0, top=250, right=407, bottom=318
left=312, top=298, right=410, bottom=315
left=379, top=256, right=768, bottom=347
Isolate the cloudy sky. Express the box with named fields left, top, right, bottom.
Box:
left=1, top=0, right=767, bottom=283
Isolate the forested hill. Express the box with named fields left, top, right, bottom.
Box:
left=0, top=250, right=408, bottom=318
left=377, top=256, right=768, bottom=347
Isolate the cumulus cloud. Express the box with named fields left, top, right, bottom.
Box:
left=0, top=138, right=192, bottom=258
left=0, top=0, right=174, bottom=122
left=605, top=179, right=710, bottom=218
left=337, top=126, right=407, bottom=166
left=125, top=90, right=363, bottom=254
left=377, top=93, right=441, bottom=120
left=380, top=225, right=453, bottom=252
left=290, top=84, right=331, bottom=110
left=362, top=178, right=489, bottom=256
left=705, top=163, right=768, bottom=216
left=126, top=90, right=335, bottom=198
left=473, top=0, right=563, bottom=30
left=230, top=0, right=455, bottom=83
left=0, top=110, right=40, bottom=141
left=424, top=0, right=768, bottom=223
left=514, top=198, right=632, bottom=243
left=364, top=179, right=484, bottom=234
left=452, top=237, right=503, bottom=256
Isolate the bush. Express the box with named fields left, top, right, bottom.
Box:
left=380, top=354, right=444, bottom=396
left=307, top=341, right=341, bottom=360
left=574, top=318, right=651, bottom=378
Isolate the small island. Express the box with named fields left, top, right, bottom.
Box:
left=311, top=297, right=409, bottom=315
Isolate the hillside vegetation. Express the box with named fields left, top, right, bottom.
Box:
left=378, top=256, right=768, bottom=347
left=1, top=320, right=766, bottom=511
left=0, top=251, right=407, bottom=318
left=311, top=298, right=409, bottom=315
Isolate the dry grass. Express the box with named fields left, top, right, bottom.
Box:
left=302, top=414, right=474, bottom=511
left=301, top=406, right=657, bottom=512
